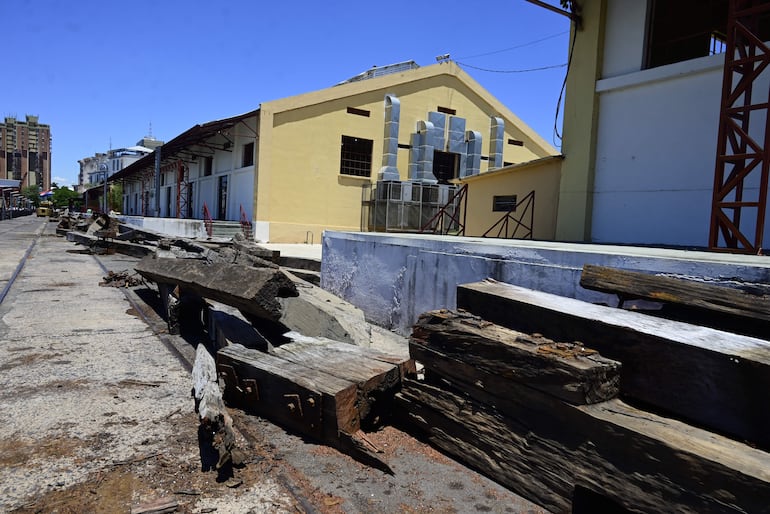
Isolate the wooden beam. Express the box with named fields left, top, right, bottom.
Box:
left=580, top=264, right=770, bottom=322
left=134, top=256, right=297, bottom=322
left=217, top=343, right=394, bottom=472
left=411, top=310, right=620, bottom=405
left=398, top=378, right=770, bottom=513
left=457, top=280, right=770, bottom=450
left=217, top=343, right=358, bottom=436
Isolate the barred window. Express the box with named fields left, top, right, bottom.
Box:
left=340, top=135, right=373, bottom=177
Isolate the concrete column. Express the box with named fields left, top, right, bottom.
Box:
left=556, top=0, right=606, bottom=242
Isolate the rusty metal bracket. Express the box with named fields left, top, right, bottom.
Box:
left=218, top=364, right=259, bottom=402
left=284, top=393, right=304, bottom=417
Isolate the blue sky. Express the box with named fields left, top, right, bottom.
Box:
left=2, top=0, right=570, bottom=188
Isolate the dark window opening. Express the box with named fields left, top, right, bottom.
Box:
left=643, top=0, right=760, bottom=69
left=493, top=195, right=517, bottom=212
left=346, top=107, right=370, bottom=117
left=508, top=138, right=524, bottom=146
left=242, top=142, right=255, bottom=167
left=434, top=151, right=460, bottom=184
left=202, top=156, right=213, bottom=176
left=218, top=175, right=228, bottom=220
left=437, top=106, right=456, bottom=115
left=28, top=152, right=37, bottom=172
left=340, top=135, right=373, bottom=177
left=398, top=143, right=411, bottom=149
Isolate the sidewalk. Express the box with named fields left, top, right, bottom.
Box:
left=0, top=219, right=294, bottom=512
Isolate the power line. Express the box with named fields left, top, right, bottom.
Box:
left=552, top=28, right=578, bottom=147
left=454, top=62, right=567, bottom=74
left=454, top=30, right=568, bottom=60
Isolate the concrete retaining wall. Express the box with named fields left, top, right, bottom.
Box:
left=320, top=231, right=770, bottom=336
left=118, top=216, right=207, bottom=239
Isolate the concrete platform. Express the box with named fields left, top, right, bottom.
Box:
left=320, top=231, right=770, bottom=335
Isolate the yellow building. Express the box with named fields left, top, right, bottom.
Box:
left=111, top=61, right=558, bottom=243
left=458, top=155, right=562, bottom=240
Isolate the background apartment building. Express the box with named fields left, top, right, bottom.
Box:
left=0, top=115, right=51, bottom=191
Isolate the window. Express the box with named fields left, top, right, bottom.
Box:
left=202, top=156, right=213, bottom=176
left=340, top=135, right=373, bottom=177
left=493, top=195, right=517, bottom=212
left=346, top=107, right=370, bottom=117
left=242, top=142, right=254, bottom=167
left=218, top=175, right=228, bottom=220
left=644, top=0, right=738, bottom=69
left=437, top=106, right=456, bottom=115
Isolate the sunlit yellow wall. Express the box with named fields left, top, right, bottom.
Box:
left=461, top=157, right=562, bottom=240
left=255, top=63, right=558, bottom=243
left=556, top=0, right=606, bottom=241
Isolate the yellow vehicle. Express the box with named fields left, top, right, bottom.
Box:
left=36, top=200, right=53, bottom=217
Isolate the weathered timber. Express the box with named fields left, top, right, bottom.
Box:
left=231, top=237, right=281, bottom=267
left=456, top=280, right=770, bottom=450
left=191, top=345, right=242, bottom=470
left=271, top=340, right=401, bottom=394
left=218, top=343, right=392, bottom=471
left=295, top=337, right=416, bottom=380
left=581, top=264, right=770, bottom=321
left=271, top=340, right=401, bottom=420
left=217, top=343, right=359, bottom=436
left=580, top=264, right=770, bottom=339
left=411, top=310, right=620, bottom=404
left=66, top=230, right=153, bottom=257
left=397, top=378, right=770, bottom=514
left=134, top=256, right=298, bottom=322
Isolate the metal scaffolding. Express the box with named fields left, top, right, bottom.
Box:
left=709, top=0, right=770, bottom=253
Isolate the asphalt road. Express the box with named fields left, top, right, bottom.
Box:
left=0, top=214, right=546, bottom=513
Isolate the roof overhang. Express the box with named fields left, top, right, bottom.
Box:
left=109, top=108, right=260, bottom=183
left=455, top=155, right=564, bottom=184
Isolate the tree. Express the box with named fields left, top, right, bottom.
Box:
left=108, top=183, right=123, bottom=212
left=21, top=185, right=41, bottom=207
left=52, top=186, right=81, bottom=209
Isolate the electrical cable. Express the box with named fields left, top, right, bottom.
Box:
left=454, top=30, right=569, bottom=60
left=454, top=62, right=567, bottom=74
left=552, top=27, right=578, bottom=147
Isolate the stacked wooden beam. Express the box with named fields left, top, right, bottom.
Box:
left=580, top=264, right=770, bottom=339
left=457, top=279, right=770, bottom=450
left=217, top=338, right=414, bottom=470
left=399, top=304, right=770, bottom=512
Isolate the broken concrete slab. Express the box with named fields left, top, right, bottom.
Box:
left=277, top=271, right=372, bottom=347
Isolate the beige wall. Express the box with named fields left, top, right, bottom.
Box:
left=556, top=0, right=606, bottom=242
left=462, top=157, right=562, bottom=240
left=256, top=63, right=557, bottom=243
